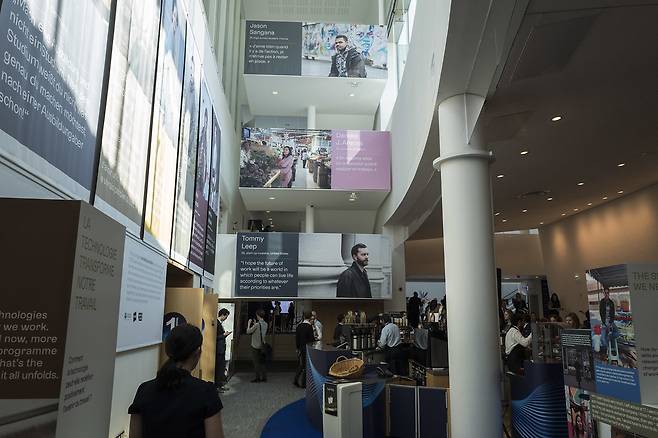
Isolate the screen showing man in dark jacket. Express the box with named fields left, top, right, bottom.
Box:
left=329, top=35, right=367, bottom=78
left=336, top=243, right=372, bottom=298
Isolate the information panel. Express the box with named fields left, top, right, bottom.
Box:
left=245, top=20, right=388, bottom=79
left=204, top=109, right=221, bottom=276
left=144, top=0, right=185, bottom=252
left=188, top=80, right=212, bottom=272
left=116, top=234, right=167, bottom=352
left=0, top=0, right=111, bottom=196
left=171, top=23, right=201, bottom=265
left=95, top=0, right=161, bottom=234
left=232, top=232, right=391, bottom=299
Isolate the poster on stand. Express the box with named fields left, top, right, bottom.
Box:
left=0, top=199, right=124, bottom=438
left=95, top=0, right=161, bottom=235
left=116, top=234, right=167, bottom=352
left=223, top=232, right=392, bottom=299
left=0, top=0, right=111, bottom=199
left=244, top=20, right=387, bottom=79
left=586, top=264, right=658, bottom=404
left=171, top=23, right=202, bottom=265
left=561, top=329, right=597, bottom=392
left=204, top=110, right=221, bottom=276
left=143, top=0, right=186, bottom=253
left=240, top=128, right=390, bottom=191
left=565, top=386, right=597, bottom=438
left=188, top=81, right=213, bottom=273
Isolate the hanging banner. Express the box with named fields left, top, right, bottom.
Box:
left=0, top=0, right=111, bottom=199
left=171, top=23, right=202, bottom=265
left=244, top=21, right=387, bottom=79
left=188, top=80, right=212, bottom=273
left=144, top=0, right=185, bottom=252
left=95, top=0, right=161, bottom=235
left=222, top=232, right=392, bottom=299
left=240, top=128, right=390, bottom=191
left=204, top=109, right=221, bottom=276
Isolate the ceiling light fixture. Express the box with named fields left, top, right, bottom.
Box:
left=271, top=90, right=279, bottom=95
left=617, top=163, right=626, bottom=167
left=520, top=150, right=529, bottom=155
left=349, top=192, right=358, bottom=202
left=547, top=197, right=553, bottom=201
left=573, top=208, right=579, bottom=211
left=496, top=174, right=504, bottom=179
left=577, top=182, right=584, bottom=186
left=551, top=115, right=562, bottom=122
left=349, top=93, right=355, bottom=97
left=522, top=209, right=528, bottom=213
left=268, top=196, right=276, bottom=200
left=502, top=219, right=507, bottom=223
left=602, top=196, right=608, bottom=200
left=539, top=222, right=544, bottom=225
left=561, top=213, right=566, bottom=216
left=617, top=190, right=624, bottom=194
left=494, top=212, right=500, bottom=216
left=268, top=218, right=273, bottom=221
left=587, top=203, right=592, bottom=206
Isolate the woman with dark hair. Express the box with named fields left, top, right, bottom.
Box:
left=277, top=146, right=294, bottom=188
left=565, top=312, right=581, bottom=329
left=246, top=309, right=269, bottom=382
left=549, top=293, right=562, bottom=311
left=128, top=324, right=224, bottom=438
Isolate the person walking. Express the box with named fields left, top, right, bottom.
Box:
left=294, top=311, right=316, bottom=387
left=215, top=308, right=232, bottom=392
left=129, top=324, right=224, bottom=438
left=246, top=309, right=268, bottom=382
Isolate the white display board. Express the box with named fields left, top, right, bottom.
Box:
left=116, top=234, right=167, bottom=352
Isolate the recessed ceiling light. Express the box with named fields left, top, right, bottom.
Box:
left=547, top=197, right=553, bottom=201
left=617, top=163, right=626, bottom=167
left=577, top=182, right=584, bottom=186
left=574, top=274, right=580, bottom=279
left=496, top=174, right=504, bottom=179
left=502, top=219, right=507, bottom=223
left=268, top=218, right=273, bottom=221
left=551, top=115, right=562, bottom=122
left=265, top=210, right=271, bottom=213
left=349, top=93, right=355, bottom=97
left=272, top=91, right=279, bottom=95
left=573, top=208, right=579, bottom=211
left=617, top=190, right=624, bottom=194
left=539, top=222, right=544, bottom=225
left=495, top=212, right=501, bottom=216
left=268, top=197, right=276, bottom=200
left=348, top=198, right=356, bottom=202
left=587, top=203, right=592, bottom=206
left=520, top=150, right=529, bottom=155
left=602, top=196, right=608, bottom=200
left=522, top=209, right=528, bottom=213
left=561, top=213, right=566, bottom=216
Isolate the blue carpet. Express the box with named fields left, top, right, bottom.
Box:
left=261, top=398, right=322, bottom=438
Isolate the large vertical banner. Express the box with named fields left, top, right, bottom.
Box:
left=204, top=109, right=221, bottom=276
left=188, top=81, right=212, bottom=272
left=144, top=0, right=185, bottom=252
left=0, top=0, right=111, bottom=199
left=0, top=200, right=124, bottom=438
left=171, top=23, right=201, bottom=264
left=95, top=0, right=162, bottom=235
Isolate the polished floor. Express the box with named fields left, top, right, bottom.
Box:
left=221, top=372, right=305, bottom=438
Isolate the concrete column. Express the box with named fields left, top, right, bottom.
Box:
left=433, top=94, right=501, bottom=438
left=305, top=204, right=315, bottom=233
left=307, top=105, right=316, bottom=129
left=378, top=0, right=386, bottom=26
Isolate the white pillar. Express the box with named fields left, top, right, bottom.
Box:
left=433, top=94, right=501, bottom=438
left=378, top=0, right=386, bottom=26
left=307, top=105, right=316, bottom=129
left=305, top=204, right=315, bottom=233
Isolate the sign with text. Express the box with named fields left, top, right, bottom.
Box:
left=240, top=128, right=390, bottom=191
left=591, top=393, right=658, bottom=437
left=0, top=199, right=124, bottom=437
left=586, top=263, right=658, bottom=405
left=245, top=20, right=387, bottom=79
left=0, top=0, right=111, bottom=197
left=116, top=234, right=167, bottom=352
left=204, top=109, right=221, bottom=276
left=230, top=232, right=391, bottom=299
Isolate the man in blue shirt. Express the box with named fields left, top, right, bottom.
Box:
left=378, top=315, right=402, bottom=375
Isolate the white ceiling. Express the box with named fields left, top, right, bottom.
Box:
left=410, top=1, right=658, bottom=239
left=243, top=75, right=386, bottom=116
left=241, top=0, right=380, bottom=24
left=240, top=187, right=389, bottom=211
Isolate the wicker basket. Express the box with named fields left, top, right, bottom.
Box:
left=328, top=356, right=365, bottom=379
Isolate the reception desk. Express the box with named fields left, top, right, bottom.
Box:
left=509, top=361, right=567, bottom=438
left=305, top=343, right=388, bottom=437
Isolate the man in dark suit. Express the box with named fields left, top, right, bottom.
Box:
left=294, top=311, right=316, bottom=387
left=215, top=308, right=232, bottom=391
left=336, top=243, right=372, bottom=298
